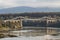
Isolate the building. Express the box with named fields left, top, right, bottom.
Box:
left=4, top=19, right=22, bottom=30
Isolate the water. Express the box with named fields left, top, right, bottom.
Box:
left=0, top=30, right=60, bottom=40
left=0, top=35, right=60, bottom=40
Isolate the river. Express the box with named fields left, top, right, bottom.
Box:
left=0, top=29, right=60, bottom=40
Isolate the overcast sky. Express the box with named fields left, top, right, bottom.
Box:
left=0, top=0, right=60, bottom=9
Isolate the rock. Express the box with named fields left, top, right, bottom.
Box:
left=8, top=34, right=17, bottom=37
left=0, top=34, right=5, bottom=38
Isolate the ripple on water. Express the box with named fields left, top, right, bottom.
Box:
left=0, top=35, right=60, bottom=40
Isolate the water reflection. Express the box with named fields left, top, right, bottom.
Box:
left=0, top=30, right=60, bottom=40
left=10, top=30, right=46, bottom=36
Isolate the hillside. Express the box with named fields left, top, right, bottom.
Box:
left=0, top=6, right=60, bottom=13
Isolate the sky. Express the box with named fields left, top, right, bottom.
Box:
left=0, top=0, right=60, bottom=9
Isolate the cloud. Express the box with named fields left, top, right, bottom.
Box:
left=0, top=0, right=60, bottom=9
left=37, top=0, right=60, bottom=2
